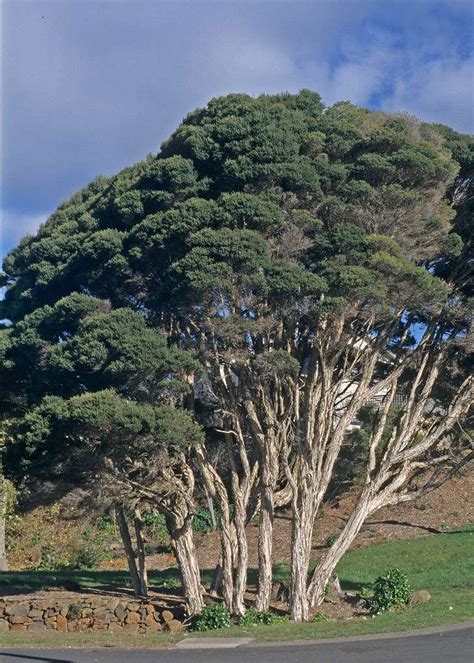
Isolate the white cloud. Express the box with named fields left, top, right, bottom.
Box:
left=383, top=56, right=474, bottom=133
left=1, top=209, right=51, bottom=258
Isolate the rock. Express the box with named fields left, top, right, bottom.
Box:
left=46, top=622, right=58, bottom=630
left=28, top=609, right=44, bottom=619
left=164, top=619, right=183, bottom=633
left=125, top=611, right=140, bottom=624
left=114, top=604, right=127, bottom=621
left=0, top=619, right=9, bottom=631
left=109, top=622, right=124, bottom=633
left=93, top=608, right=109, bottom=620
left=161, top=609, right=174, bottom=623
left=123, top=623, right=139, bottom=633
left=127, top=602, right=141, bottom=612
left=9, top=616, right=26, bottom=624
left=81, top=607, right=93, bottom=617
left=5, top=604, right=29, bottom=618
left=28, top=621, right=46, bottom=631
left=107, top=598, right=120, bottom=611
left=57, top=614, right=68, bottom=632
left=410, top=590, right=432, bottom=605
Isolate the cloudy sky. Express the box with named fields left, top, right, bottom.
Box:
left=2, top=0, right=473, bottom=259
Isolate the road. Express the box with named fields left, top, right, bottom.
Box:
left=1, top=626, right=473, bottom=663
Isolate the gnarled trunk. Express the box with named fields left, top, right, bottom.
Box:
left=115, top=503, right=142, bottom=597
left=307, top=488, right=373, bottom=607
left=133, top=508, right=148, bottom=597
left=254, top=483, right=274, bottom=612
left=169, top=517, right=204, bottom=616
left=289, top=488, right=314, bottom=622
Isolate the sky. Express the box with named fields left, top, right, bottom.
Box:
left=2, top=0, right=473, bottom=260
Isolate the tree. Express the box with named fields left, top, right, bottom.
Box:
left=2, top=91, right=472, bottom=619
left=3, top=295, right=205, bottom=613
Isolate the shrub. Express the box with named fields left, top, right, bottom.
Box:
left=194, top=603, right=231, bottom=631
left=239, top=608, right=288, bottom=626
left=69, top=542, right=104, bottom=569
left=370, top=568, right=411, bottom=613
left=325, top=532, right=337, bottom=548
left=34, top=544, right=69, bottom=571
left=313, top=611, right=330, bottom=623
left=192, top=507, right=218, bottom=534
left=142, top=511, right=169, bottom=543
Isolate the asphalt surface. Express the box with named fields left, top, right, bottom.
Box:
left=1, top=626, right=473, bottom=663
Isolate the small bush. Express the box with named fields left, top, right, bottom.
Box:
left=34, top=544, right=69, bottom=571
left=69, top=543, right=104, bottom=570
left=67, top=603, right=83, bottom=620
left=142, top=511, right=169, bottom=543
left=195, top=603, right=231, bottom=631
left=313, top=611, right=330, bottom=623
left=239, top=608, right=288, bottom=626
left=325, top=533, right=337, bottom=548
left=370, top=568, right=411, bottom=613
left=192, top=507, right=218, bottom=534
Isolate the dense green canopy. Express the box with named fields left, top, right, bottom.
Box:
left=2, top=91, right=469, bottom=329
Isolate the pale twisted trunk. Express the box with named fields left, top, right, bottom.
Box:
left=254, top=482, right=275, bottom=612
left=168, top=516, right=204, bottom=616
left=307, top=488, right=374, bottom=607
left=290, top=480, right=316, bottom=622
left=133, top=508, right=148, bottom=597
left=196, top=443, right=234, bottom=610
left=115, top=503, right=142, bottom=597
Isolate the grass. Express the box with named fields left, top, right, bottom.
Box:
left=1, top=526, right=473, bottom=648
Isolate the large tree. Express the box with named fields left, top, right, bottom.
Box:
left=2, top=91, right=472, bottom=619
left=3, top=295, right=205, bottom=613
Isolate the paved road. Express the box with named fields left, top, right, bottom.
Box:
left=1, top=626, right=473, bottom=663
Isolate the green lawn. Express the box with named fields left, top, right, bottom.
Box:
left=1, top=526, right=473, bottom=648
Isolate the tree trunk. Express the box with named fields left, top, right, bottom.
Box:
left=169, top=518, right=204, bottom=616
left=115, top=504, right=142, bottom=597
left=210, top=558, right=223, bottom=596
left=0, top=472, right=7, bottom=572
left=254, top=484, right=274, bottom=612
left=133, top=509, right=148, bottom=597
left=232, top=495, right=248, bottom=616
left=307, top=489, right=373, bottom=607
left=289, top=488, right=315, bottom=622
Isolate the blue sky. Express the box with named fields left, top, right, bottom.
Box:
left=2, top=0, right=473, bottom=260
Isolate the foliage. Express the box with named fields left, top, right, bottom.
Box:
left=192, top=506, right=217, bottom=534
left=141, top=511, right=169, bottom=544
left=313, top=611, right=330, bottom=623
left=325, top=533, right=337, bottom=548
left=370, top=568, right=411, bottom=614
left=239, top=608, right=289, bottom=626
left=194, top=602, right=231, bottom=631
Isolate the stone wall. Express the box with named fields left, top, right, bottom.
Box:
left=0, top=596, right=185, bottom=633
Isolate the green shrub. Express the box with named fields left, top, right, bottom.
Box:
left=192, top=507, right=218, bottom=534
left=370, top=568, right=411, bottom=613
left=313, top=611, right=330, bottom=623
left=69, top=543, right=104, bottom=569
left=67, top=603, right=83, bottom=620
left=34, top=544, right=68, bottom=571
left=194, top=603, right=231, bottom=631
left=239, top=608, right=288, bottom=626
left=325, top=532, right=337, bottom=548
left=142, top=511, right=169, bottom=543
